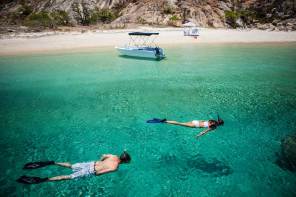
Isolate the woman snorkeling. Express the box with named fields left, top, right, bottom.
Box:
left=147, top=114, right=224, bottom=138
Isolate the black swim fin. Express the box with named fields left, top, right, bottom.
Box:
left=16, top=176, right=48, bottom=184
left=23, top=161, right=55, bottom=169
left=146, top=118, right=166, bottom=123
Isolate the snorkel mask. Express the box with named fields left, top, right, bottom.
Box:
left=120, top=150, right=131, bottom=163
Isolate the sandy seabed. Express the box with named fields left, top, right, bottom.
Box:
left=1, top=27, right=296, bottom=56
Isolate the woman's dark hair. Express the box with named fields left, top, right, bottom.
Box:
left=120, top=151, right=131, bottom=163
left=209, top=120, right=217, bottom=129
left=209, top=117, right=224, bottom=129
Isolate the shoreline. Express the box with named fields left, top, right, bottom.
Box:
left=1, top=42, right=296, bottom=58
left=1, top=28, right=296, bottom=56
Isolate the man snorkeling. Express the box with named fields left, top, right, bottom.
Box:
left=147, top=114, right=224, bottom=138
left=17, top=151, right=131, bottom=184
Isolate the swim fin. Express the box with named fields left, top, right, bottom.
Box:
left=16, top=175, right=48, bottom=184
left=146, top=118, right=166, bottom=123
left=23, top=161, right=55, bottom=169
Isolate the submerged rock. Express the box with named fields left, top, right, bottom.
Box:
left=276, top=132, right=296, bottom=171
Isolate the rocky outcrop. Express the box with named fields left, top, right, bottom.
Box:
left=112, top=0, right=232, bottom=28
left=276, top=132, right=296, bottom=171
left=242, top=0, right=296, bottom=31
left=0, top=0, right=129, bottom=25
left=0, top=0, right=295, bottom=31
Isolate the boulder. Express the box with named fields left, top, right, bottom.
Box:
left=19, top=26, right=28, bottom=30
left=276, top=132, right=296, bottom=171
left=7, top=28, right=15, bottom=32
left=257, top=23, right=270, bottom=30
left=218, top=1, right=231, bottom=11
left=272, top=19, right=280, bottom=26
left=278, top=25, right=288, bottom=31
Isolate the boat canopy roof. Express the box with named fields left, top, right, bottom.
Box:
left=128, top=32, right=159, bottom=36
left=124, top=32, right=160, bottom=47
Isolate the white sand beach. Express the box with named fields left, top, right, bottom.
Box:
left=1, top=28, right=296, bottom=56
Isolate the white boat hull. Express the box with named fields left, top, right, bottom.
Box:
left=116, top=47, right=165, bottom=59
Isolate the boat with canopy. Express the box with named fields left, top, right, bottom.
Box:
left=116, top=32, right=165, bottom=60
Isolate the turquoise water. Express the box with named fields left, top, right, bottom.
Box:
left=0, top=43, right=296, bottom=196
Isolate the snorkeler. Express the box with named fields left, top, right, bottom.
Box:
left=147, top=114, right=224, bottom=138
left=17, top=151, right=131, bottom=184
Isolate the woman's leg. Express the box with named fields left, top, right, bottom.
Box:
left=165, top=120, right=195, bottom=128
left=55, top=162, right=72, bottom=168
left=48, top=175, right=72, bottom=182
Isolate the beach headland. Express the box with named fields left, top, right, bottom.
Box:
left=1, top=27, right=296, bottom=56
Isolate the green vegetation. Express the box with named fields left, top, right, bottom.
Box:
left=98, top=9, right=116, bottom=23
left=169, top=15, right=180, bottom=21
left=7, top=2, right=120, bottom=28
left=225, top=8, right=275, bottom=28
left=9, top=4, right=33, bottom=23
left=168, top=15, right=181, bottom=27
left=18, top=4, right=33, bottom=17
left=72, top=1, right=118, bottom=26
left=90, top=9, right=117, bottom=24
left=24, top=10, right=71, bottom=28
left=8, top=3, right=71, bottom=28
left=225, top=10, right=240, bottom=28
left=24, top=11, right=54, bottom=28
left=240, top=10, right=259, bottom=24
left=51, top=10, right=70, bottom=26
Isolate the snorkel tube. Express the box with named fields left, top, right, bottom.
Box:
left=217, top=114, right=224, bottom=126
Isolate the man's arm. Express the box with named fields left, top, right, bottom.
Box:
left=196, top=128, right=212, bottom=138
left=96, top=168, right=117, bottom=175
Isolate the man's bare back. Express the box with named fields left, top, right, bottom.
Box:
left=95, top=154, right=121, bottom=175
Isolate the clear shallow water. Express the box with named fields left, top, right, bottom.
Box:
left=0, top=43, right=296, bottom=196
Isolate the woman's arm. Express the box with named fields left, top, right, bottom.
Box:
left=196, top=128, right=212, bottom=138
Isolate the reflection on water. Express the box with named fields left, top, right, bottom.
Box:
left=118, top=55, right=162, bottom=61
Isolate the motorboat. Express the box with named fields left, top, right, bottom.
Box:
left=116, top=32, right=165, bottom=60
